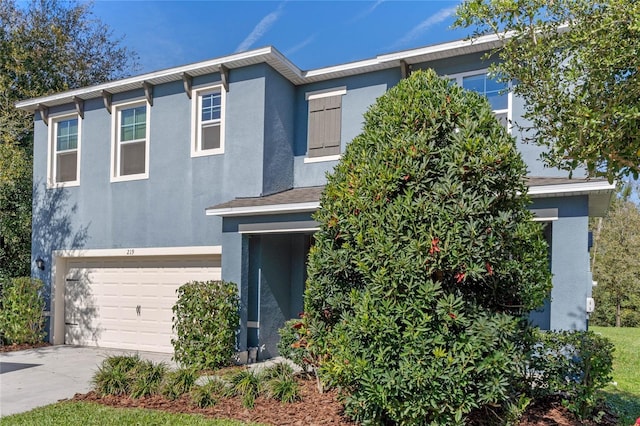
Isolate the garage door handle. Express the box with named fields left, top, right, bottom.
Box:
left=136, top=305, right=141, bottom=316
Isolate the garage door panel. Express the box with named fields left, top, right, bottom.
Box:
left=64, top=255, right=220, bottom=353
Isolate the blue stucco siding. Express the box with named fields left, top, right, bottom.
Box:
left=245, top=233, right=309, bottom=359
left=531, top=195, right=591, bottom=330
left=262, top=65, right=295, bottom=195
left=415, top=51, right=499, bottom=77
left=223, top=65, right=267, bottom=199
left=221, top=231, right=248, bottom=351
left=509, top=94, right=559, bottom=177
left=30, top=64, right=276, bottom=306
left=31, top=81, right=223, bottom=252
left=293, top=68, right=398, bottom=188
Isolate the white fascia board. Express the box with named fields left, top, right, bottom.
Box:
left=238, top=227, right=320, bottom=234
left=377, top=32, right=506, bottom=64
left=15, top=36, right=505, bottom=111
left=206, top=201, right=320, bottom=217
left=16, top=47, right=288, bottom=111
left=53, top=245, right=222, bottom=258
left=303, top=58, right=386, bottom=79
left=528, top=181, right=616, bottom=197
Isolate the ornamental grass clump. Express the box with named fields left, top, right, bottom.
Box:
left=92, top=354, right=142, bottom=396
left=303, top=69, right=552, bottom=425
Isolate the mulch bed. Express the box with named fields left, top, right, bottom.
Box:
left=3, top=343, right=618, bottom=425
left=72, top=379, right=618, bottom=426
left=73, top=377, right=355, bottom=426
left=0, top=342, right=51, bottom=353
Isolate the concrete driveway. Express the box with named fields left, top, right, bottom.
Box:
left=0, top=345, right=174, bottom=417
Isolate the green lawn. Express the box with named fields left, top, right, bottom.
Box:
left=1, top=401, right=261, bottom=426
left=590, top=326, right=640, bottom=426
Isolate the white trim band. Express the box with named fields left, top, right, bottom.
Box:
left=528, top=181, right=615, bottom=196
left=206, top=201, right=320, bottom=217
left=53, top=245, right=222, bottom=258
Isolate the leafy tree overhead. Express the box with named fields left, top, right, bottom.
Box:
left=0, top=144, right=31, bottom=277
left=591, top=188, right=640, bottom=327
left=0, top=0, right=138, bottom=278
left=455, top=0, right=640, bottom=182
left=303, top=69, right=551, bottom=424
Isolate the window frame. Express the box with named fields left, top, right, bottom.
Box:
left=304, top=86, right=346, bottom=163
left=447, top=69, right=512, bottom=131
left=47, top=112, right=81, bottom=188
left=191, top=84, right=226, bottom=157
left=110, top=99, right=151, bottom=182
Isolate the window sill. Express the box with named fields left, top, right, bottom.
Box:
left=191, top=148, right=224, bottom=158
left=47, top=180, right=80, bottom=189
left=303, top=154, right=341, bottom=164
left=110, top=173, right=149, bottom=183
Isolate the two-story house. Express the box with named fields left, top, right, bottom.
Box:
left=17, top=33, right=614, bottom=358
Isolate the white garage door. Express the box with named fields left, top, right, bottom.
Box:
left=64, top=255, right=221, bottom=353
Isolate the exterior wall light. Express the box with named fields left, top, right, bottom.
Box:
left=35, top=257, right=45, bottom=270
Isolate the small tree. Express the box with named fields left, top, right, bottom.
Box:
left=171, top=280, right=240, bottom=370
left=1, top=0, right=138, bottom=279
left=304, top=69, right=551, bottom=424
left=591, top=193, right=640, bottom=327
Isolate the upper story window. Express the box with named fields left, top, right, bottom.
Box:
left=49, top=113, right=81, bottom=187
left=449, top=71, right=510, bottom=128
left=305, top=87, right=346, bottom=162
left=192, top=85, right=225, bottom=157
left=111, top=100, right=149, bottom=182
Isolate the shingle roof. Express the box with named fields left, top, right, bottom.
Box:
left=208, top=186, right=324, bottom=210
left=207, top=177, right=612, bottom=212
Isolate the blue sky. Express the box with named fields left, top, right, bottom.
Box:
left=90, top=1, right=467, bottom=74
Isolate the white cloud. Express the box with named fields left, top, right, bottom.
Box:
left=351, top=0, right=385, bottom=22
left=392, top=6, right=458, bottom=48
left=236, top=3, right=285, bottom=52
left=284, top=35, right=317, bottom=56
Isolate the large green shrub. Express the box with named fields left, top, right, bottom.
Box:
left=171, top=280, right=240, bottom=370
left=0, top=277, right=46, bottom=344
left=304, top=69, right=552, bottom=424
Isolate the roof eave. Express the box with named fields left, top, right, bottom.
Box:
left=529, top=180, right=616, bottom=217
left=16, top=46, right=303, bottom=111
left=206, top=201, right=320, bottom=217
left=15, top=32, right=506, bottom=111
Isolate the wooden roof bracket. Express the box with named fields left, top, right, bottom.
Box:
left=37, top=104, right=49, bottom=125
left=102, top=90, right=112, bottom=114
left=182, top=72, right=193, bottom=99
left=72, top=96, right=84, bottom=119
left=143, top=81, right=154, bottom=106
left=220, top=64, right=229, bottom=92
left=400, top=60, right=411, bottom=79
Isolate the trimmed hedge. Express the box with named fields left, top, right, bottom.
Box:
left=171, top=280, right=239, bottom=370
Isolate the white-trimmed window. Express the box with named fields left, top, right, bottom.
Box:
left=111, top=100, right=150, bottom=181
left=191, top=85, right=225, bottom=157
left=48, top=114, right=81, bottom=187
left=449, top=70, right=510, bottom=128
left=305, top=87, right=346, bottom=161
